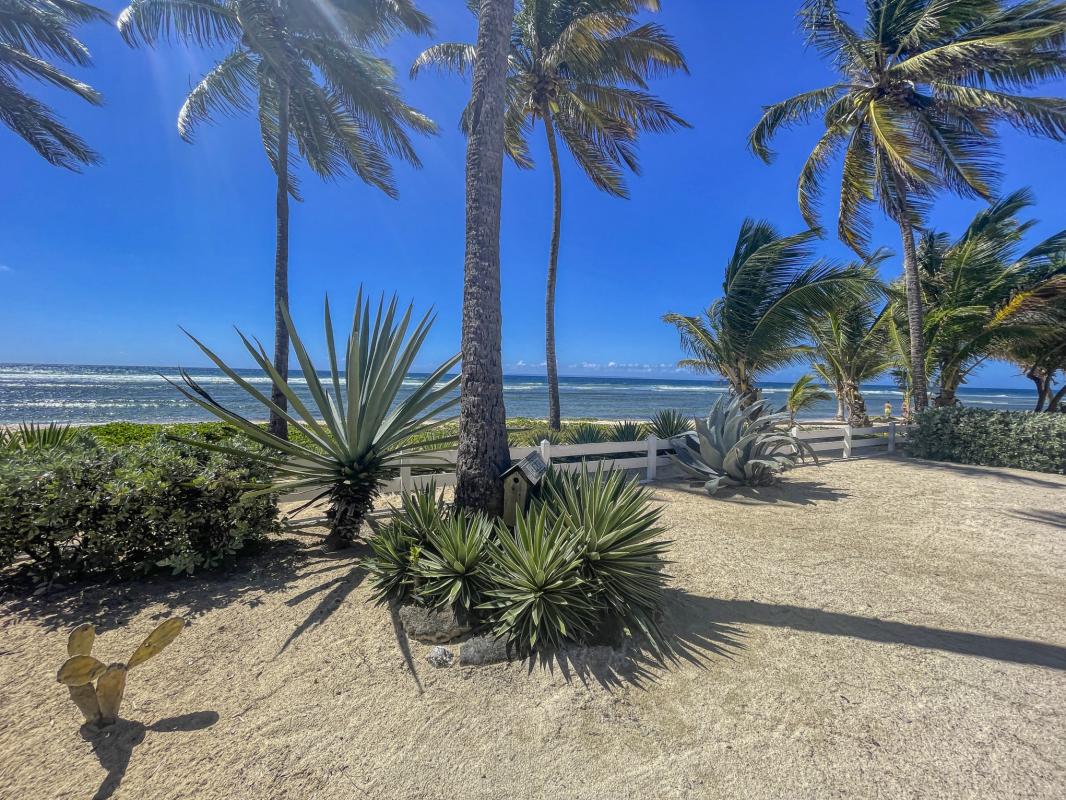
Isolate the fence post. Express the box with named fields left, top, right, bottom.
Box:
left=646, top=435, right=659, bottom=482
left=842, top=425, right=852, bottom=459
left=887, top=421, right=896, bottom=454
left=399, top=461, right=411, bottom=492
left=790, top=425, right=800, bottom=456
left=539, top=439, right=552, bottom=466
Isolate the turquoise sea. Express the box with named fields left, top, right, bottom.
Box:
left=0, top=363, right=1040, bottom=425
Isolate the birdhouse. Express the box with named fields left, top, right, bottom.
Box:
left=501, top=451, right=549, bottom=526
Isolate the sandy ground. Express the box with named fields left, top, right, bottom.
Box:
left=1, top=455, right=1064, bottom=800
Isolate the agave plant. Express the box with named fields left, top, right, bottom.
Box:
left=670, top=395, right=816, bottom=495
left=563, top=422, right=607, bottom=445
left=649, top=408, right=693, bottom=440
left=479, top=506, right=596, bottom=655
left=1, top=422, right=81, bottom=451
left=414, top=509, right=493, bottom=615
left=609, top=420, right=649, bottom=443
left=168, top=290, right=460, bottom=548
left=538, top=466, right=669, bottom=645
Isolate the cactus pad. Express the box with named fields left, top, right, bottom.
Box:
left=57, top=655, right=107, bottom=687
left=67, top=623, right=96, bottom=657
left=96, top=664, right=128, bottom=724
left=127, top=618, right=185, bottom=669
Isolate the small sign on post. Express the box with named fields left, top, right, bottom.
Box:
left=501, top=451, right=548, bottom=527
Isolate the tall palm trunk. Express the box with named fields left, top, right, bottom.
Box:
left=454, top=0, right=515, bottom=515
left=833, top=384, right=846, bottom=421
left=268, top=81, right=291, bottom=441
left=543, top=112, right=563, bottom=431
left=843, top=380, right=871, bottom=427
left=893, top=180, right=929, bottom=413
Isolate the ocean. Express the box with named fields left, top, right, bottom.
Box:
left=0, top=363, right=1039, bottom=425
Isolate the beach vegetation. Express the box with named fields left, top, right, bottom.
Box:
left=750, top=0, right=1066, bottom=413
left=0, top=422, right=83, bottom=452
left=609, top=420, right=649, bottom=442
left=785, top=374, right=832, bottom=426
left=0, top=436, right=277, bottom=585
left=563, top=421, right=608, bottom=444
left=0, top=0, right=107, bottom=169
left=663, top=218, right=868, bottom=405
left=117, top=0, right=436, bottom=440
left=167, top=290, right=460, bottom=549
left=907, top=407, right=1066, bottom=474
left=649, top=408, right=693, bottom=440
left=366, top=466, right=668, bottom=655
left=671, top=394, right=815, bottom=495
left=414, top=0, right=689, bottom=430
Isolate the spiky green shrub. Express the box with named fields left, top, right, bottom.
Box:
left=479, top=507, right=596, bottom=655
left=414, top=510, right=493, bottom=614
left=564, top=422, right=607, bottom=445
left=907, top=408, right=1066, bottom=474
left=168, top=289, right=459, bottom=548
left=649, top=409, right=693, bottom=440
left=671, top=395, right=815, bottom=495
left=1, top=422, right=84, bottom=452
left=538, top=466, right=669, bottom=644
left=609, top=420, right=649, bottom=442
left=365, top=484, right=446, bottom=604
left=0, top=436, right=277, bottom=584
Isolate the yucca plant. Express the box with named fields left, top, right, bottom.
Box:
left=168, top=290, right=460, bottom=548
left=365, top=521, right=419, bottom=605
left=479, top=506, right=596, bottom=655
left=563, top=422, right=607, bottom=445
left=0, top=422, right=81, bottom=451
left=414, top=509, right=493, bottom=615
left=609, top=420, right=649, bottom=443
left=671, top=395, right=816, bottom=495
left=538, top=466, right=669, bottom=645
left=649, top=408, right=693, bottom=440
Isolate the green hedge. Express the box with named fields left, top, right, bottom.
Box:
left=0, top=435, right=279, bottom=585
left=906, top=408, right=1066, bottom=474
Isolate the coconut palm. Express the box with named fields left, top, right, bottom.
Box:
left=118, top=0, right=436, bottom=439
left=0, top=0, right=108, bottom=168
left=785, top=374, right=833, bottom=425
left=453, top=0, right=516, bottom=515
left=663, top=218, right=868, bottom=406
left=918, top=188, right=1066, bottom=406
left=749, top=0, right=1066, bottom=413
left=993, top=271, right=1066, bottom=410
left=413, top=0, right=689, bottom=430
left=805, top=291, right=897, bottom=427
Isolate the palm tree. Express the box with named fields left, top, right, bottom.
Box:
left=663, top=218, right=868, bottom=406
left=118, top=0, right=436, bottom=439
left=994, top=270, right=1066, bottom=410
left=413, top=0, right=689, bottom=430
left=805, top=274, right=896, bottom=427
left=453, top=0, right=516, bottom=515
left=785, top=373, right=832, bottom=425
left=0, top=0, right=108, bottom=169
left=749, top=0, right=1066, bottom=413
left=918, top=188, right=1066, bottom=406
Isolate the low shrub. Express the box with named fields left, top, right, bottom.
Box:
left=609, top=420, right=649, bottom=442
left=0, top=436, right=279, bottom=585
left=649, top=409, right=693, bottom=440
left=366, top=468, right=669, bottom=656
left=564, top=422, right=607, bottom=445
left=906, top=408, right=1066, bottom=474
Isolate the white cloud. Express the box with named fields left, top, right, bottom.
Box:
left=0, top=265, right=12, bottom=273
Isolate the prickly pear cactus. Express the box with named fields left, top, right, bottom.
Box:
left=55, top=618, right=185, bottom=727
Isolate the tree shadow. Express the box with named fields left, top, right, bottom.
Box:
left=0, top=537, right=354, bottom=633
left=887, top=455, right=1066, bottom=489
left=277, top=542, right=370, bottom=653
left=81, top=711, right=219, bottom=800
left=657, top=479, right=850, bottom=507
left=1006, top=509, right=1066, bottom=529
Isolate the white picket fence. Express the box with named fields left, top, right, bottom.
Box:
left=381, top=422, right=905, bottom=492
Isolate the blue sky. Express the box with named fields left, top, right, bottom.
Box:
left=2, top=0, right=1064, bottom=389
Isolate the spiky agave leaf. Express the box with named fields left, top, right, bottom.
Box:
left=413, top=509, right=493, bottom=613
left=538, top=465, right=670, bottom=647
left=609, top=420, right=649, bottom=442
left=649, top=409, right=692, bottom=439
left=167, top=289, right=460, bottom=544
left=479, top=507, right=596, bottom=656
left=364, top=519, right=419, bottom=605
left=670, top=394, right=817, bottom=495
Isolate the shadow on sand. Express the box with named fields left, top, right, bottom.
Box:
left=656, top=479, right=850, bottom=506
left=1006, top=508, right=1066, bottom=529
left=82, top=710, right=219, bottom=800
left=887, top=455, right=1066, bottom=488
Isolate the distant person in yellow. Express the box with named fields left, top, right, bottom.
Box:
left=884, top=401, right=893, bottom=419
